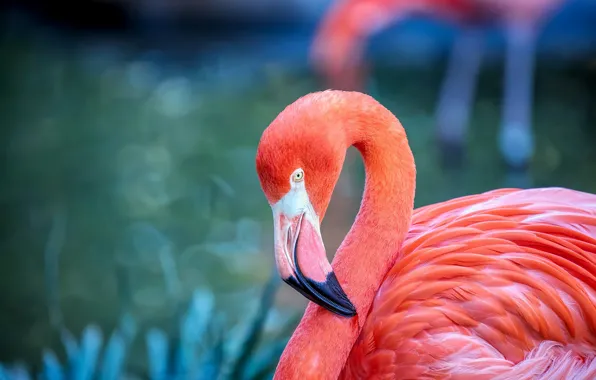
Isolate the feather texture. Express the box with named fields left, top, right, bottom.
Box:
left=341, top=187, right=596, bottom=379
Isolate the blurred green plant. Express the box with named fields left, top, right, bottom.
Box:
left=0, top=270, right=297, bottom=380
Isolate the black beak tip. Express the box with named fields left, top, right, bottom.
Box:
left=330, top=300, right=357, bottom=318
left=314, top=271, right=357, bottom=317
left=283, top=271, right=357, bottom=318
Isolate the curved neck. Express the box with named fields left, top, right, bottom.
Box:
left=274, top=100, right=416, bottom=379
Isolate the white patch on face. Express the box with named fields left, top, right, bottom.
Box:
left=270, top=168, right=322, bottom=277
left=271, top=168, right=320, bottom=230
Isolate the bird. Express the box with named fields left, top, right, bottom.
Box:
left=310, top=0, right=568, bottom=171
left=310, top=0, right=481, bottom=90
left=255, top=90, right=596, bottom=379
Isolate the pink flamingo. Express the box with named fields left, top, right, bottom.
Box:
left=311, top=0, right=568, bottom=171
left=256, top=90, right=596, bottom=379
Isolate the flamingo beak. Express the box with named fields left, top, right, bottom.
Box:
left=272, top=202, right=356, bottom=318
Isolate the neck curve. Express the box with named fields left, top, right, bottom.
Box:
left=274, top=93, right=416, bottom=380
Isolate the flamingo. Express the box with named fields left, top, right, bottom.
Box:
left=310, top=0, right=568, bottom=171
left=255, top=90, right=596, bottom=379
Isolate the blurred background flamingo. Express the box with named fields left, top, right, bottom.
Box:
left=0, top=0, right=595, bottom=378
left=311, top=0, right=569, bottom=179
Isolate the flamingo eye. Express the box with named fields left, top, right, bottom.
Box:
left=292, top=169, right=305, bottom=183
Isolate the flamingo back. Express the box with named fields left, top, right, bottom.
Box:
left=470, top=0, right=569, bottom=24
left=342, top=187, right=596, bottom=379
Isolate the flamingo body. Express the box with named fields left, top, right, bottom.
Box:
left=311, top=0, right=565, bottom=90
left=311, top=0, right=483, bottom=90
left=343, top=187, right=596, bottom=379
left=474, top=0, right=566, bottom=24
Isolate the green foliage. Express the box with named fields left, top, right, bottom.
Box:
left=0, top=271, right=294, bottom=380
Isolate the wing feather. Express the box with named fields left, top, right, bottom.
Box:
left=341, top=187, right=596, bottom=379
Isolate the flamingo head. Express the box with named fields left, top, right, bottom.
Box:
left=255, top=92, right=357, bottom=318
